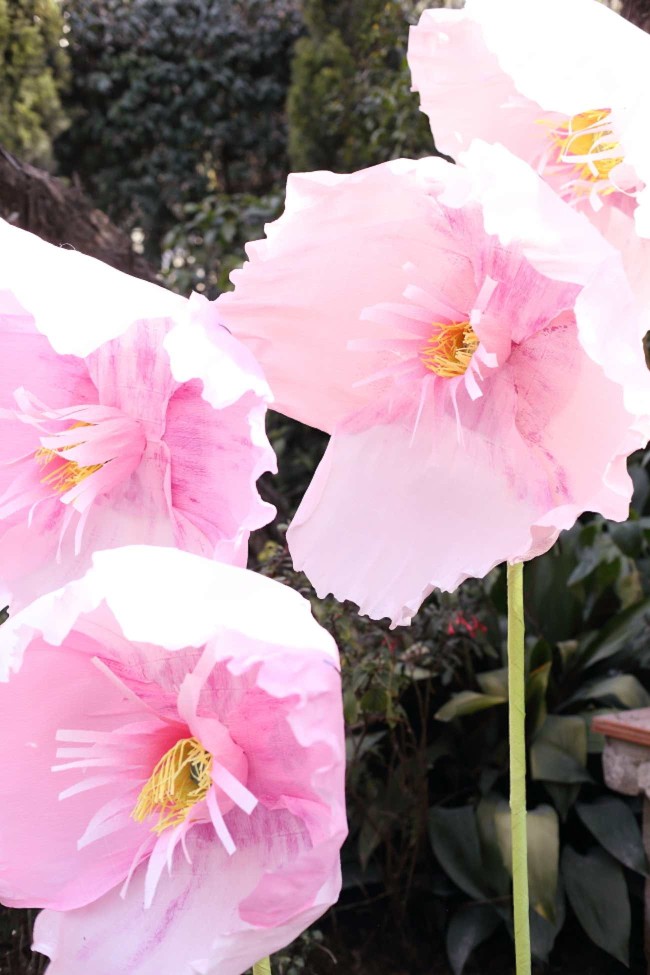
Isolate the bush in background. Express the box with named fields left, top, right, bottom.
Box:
left=56, top=0, right=302, bottom=256
left=160, top=190, right=284, bottom=298
left=287, top=0, right=434, bottom=172
left=0, top=0, right=69, bottom=168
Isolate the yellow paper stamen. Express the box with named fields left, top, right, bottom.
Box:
left=551, top=108, right=623, bottom=186
left=35, top=421, right=102, bottom=494
left=132, top=737, right=213, bottom=834
left=420, top=320, right=479, bottom=378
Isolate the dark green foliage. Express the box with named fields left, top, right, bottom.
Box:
left=411, top=482, right=650, bottom=970
left=287, top=28, right=355, bottom=172
left=0, top=0, right=69, bottom=167
left=0, top=906, right=45, bottom=974
left=287, top=0, right=434, bottom=173
left=56, top=0, right=302, bottom=255
left=161, top=190, right=285, bottom=298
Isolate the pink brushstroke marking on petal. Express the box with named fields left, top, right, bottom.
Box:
left=0, top=548, right=346, bottom=973
left=217, top=144, right=649, bottom=625
left=0, top=222, right=276, bottom=613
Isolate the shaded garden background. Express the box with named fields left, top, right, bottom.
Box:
left=2, top=1, right=650, bottom=973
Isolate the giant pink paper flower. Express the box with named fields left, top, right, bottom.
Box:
left=0, top=546, right=346, bottom=974
left=0, top=220, right=275, bottom=613
left=216, top=142, right=650, bottom=626
left=408, top=0, right=650, bottom=321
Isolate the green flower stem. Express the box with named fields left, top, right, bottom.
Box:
left=253, top=959, right=272, bottom=975
left=507, top=561, right=531, bottom=975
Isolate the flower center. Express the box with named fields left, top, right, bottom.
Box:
left=132, top=737, right=213, bottom=834
left=35, top=422, right=103, bottom=494
left=420, top=320, right=479, bottom=377
left=550, top=108, right=623, bottom=185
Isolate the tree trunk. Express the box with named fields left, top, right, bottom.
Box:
left=0, top=146, right=157, bottom=282
left=623, top=0, right=650, bottom=31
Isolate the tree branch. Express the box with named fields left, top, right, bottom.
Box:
left=0, top=146, right=157, bottom=282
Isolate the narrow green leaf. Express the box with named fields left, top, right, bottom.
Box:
left=579, top=597, right=650, bottom=669
left=565, top=673, right=650, bottom=710
left=435, top=691, right=506, bottom=722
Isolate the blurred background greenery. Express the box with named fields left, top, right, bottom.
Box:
left=1, top=1, right=649, bottom=973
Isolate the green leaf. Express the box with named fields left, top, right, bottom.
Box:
left=562, top=846, right=630, bottom=966
left=524, top=544, right=582, bottom=643
left=543, top=782, right=581, bottom=821
left=579, top=597, right=650, bottom=669
left=446, top=904, right=501, bottom=975
left=576, top=797, right=649, bottom=875
left=358, top=819, right=382, bottom=871
left=428, top=806, right=490, bottom=900
left=476, top=667, right=508, bottom=698
left=565, top=673, right=650, bottom=710
left=557, top=639, right=580, bottom=670
left=435, top=691, right=506, bottom=722
left=616, top=565, right=644, bottom=610
left=567, top=539, right=613, bottom=586
left=528, top=638, right=553, bottom=672
left=609, top=520, right=644, bottom=558
left=526, top=661, right=551, bottom=738
left=343, top=687, right=358, bottom=724
left=584, top=710, right=611, bottom=754
left=476, top=796, right=511, bottom=896
left=530, top=879, right=566, bottom=963
left=346, top=731, right=385, bottom=764
left=530, top=716, right=591, bottom=785
left=359, top=686, right=390, bottom=715
left=527, top=806, right=560, bottom=923
left=494, top=804, right=559, bottom=922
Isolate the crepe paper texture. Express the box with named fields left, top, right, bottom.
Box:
left=0, top=219, right=276, bottom=617
left=0, top=545, right=347, bottom=975
left=408, top=0, right=650, bottom=330
left=217, top=141, right=650, bottom=625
